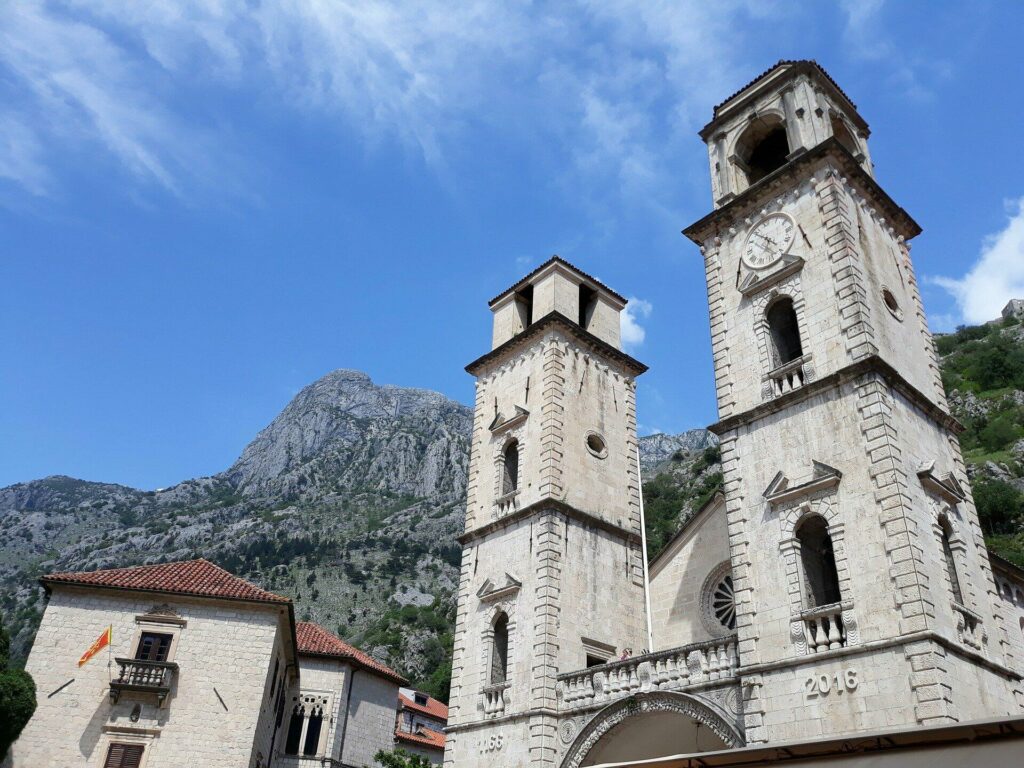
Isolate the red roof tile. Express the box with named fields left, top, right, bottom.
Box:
left=296, top=622, right=407, bottom=684
left=43, top=558, right=290, bottom=605
left=399, top=692, right=449, bottom=721
left=395, top=726, right=446, bottom=750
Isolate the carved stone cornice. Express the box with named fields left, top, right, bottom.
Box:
left=683, top=138, right=921, bottom=245
left=465, top=311, right=647, bottom=378
left=709, top=355, right=962, bottom=437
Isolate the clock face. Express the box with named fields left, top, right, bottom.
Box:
left=742, top=213, right=795, bottom=269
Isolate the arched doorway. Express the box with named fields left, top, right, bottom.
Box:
left=560, top=691, right=743, bottom=768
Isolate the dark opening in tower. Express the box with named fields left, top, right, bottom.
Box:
left=766, top=297, right=803, bottom=367
left=736, top=116, right=791, bottom=186
left=797, top=515, right=842, bottom=607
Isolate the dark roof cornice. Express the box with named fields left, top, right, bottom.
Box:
left=465, top=311, right=647, bottom=377
left=488, top=255, right=626, bottom=307
left=701, top=60, right=865, bottom=139
left=683, top=139, right=921, bottom=244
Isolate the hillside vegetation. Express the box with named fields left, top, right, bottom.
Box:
left=938, top=316, right=1024, bottom=565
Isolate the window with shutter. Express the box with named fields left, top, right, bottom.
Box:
left=104, top=743, right=144, bottom=768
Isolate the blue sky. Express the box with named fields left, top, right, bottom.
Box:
left=2, top=1, right=1024, bottom=490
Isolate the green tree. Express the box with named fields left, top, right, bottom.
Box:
left=374, top=747, right=434, bottom=768
left=974, top=479, right=1024, bottom=536
left=0, top=613, right=37, bottom=760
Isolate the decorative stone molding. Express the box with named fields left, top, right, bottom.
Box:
left=478, top=600, right=518, bottom=718
left=772, top=477, right=860, bottom=655
left=476, top=573, right=522, bottom=603
left=700, top=561, right=737, bottom=637
left=558, top=691, right=743, bottom=768
left=750, top=274, right=814, bottom=401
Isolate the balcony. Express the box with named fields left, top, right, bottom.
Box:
left=764, top=355, right=809, bottom=398
left=953, top=602, right=985, bottom=651
left=482, top=682, right=509, bottom=718
left=799, top=602, right=848, bottom=654
left=556, top=636, right=738, bottom=713
left=493, top=489, right=520, bottom=519
left=109, top=658, right=176, bottom=705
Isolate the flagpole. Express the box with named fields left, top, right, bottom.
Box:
left=636, top=447, right=655, bottom=653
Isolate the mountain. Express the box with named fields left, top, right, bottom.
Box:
left=0, top=368, right=714, bottom=699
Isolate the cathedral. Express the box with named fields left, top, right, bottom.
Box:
left=442, top=60, right=1024, bottom=767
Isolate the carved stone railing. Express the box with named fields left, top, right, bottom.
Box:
left=493, top=490, right=520, bottom=519
left=765, top=356, right=809, bottom=398
left=482, top=682, right=509, bottom=718
left=953, top=602, right=985, bottom=651
left=800, top=603, right=846, bottom=653
left=556, top=637, right=737, bottom=713
left=110, top=658, right=176, bottom=705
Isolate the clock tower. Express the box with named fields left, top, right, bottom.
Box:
left=684, top=60, right=1022, bottom=743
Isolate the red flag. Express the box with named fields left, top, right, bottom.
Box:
left=78, top=625, right=112, bottom=667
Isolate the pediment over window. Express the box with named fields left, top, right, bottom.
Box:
left=764, top=461, right=842, bottom=505
left=136, top=603, right=187, bottom=626
left=477, top=572, right=522, bottom=603
left=489, top=406, right=529, bottom=434
left=738, top=255, right=804, bottom=297
left=917, top=462, right=966, bottom=505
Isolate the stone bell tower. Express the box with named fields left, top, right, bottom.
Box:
left=443, top=257, right=648, bottom=767
left=684, top=60, right=1022, bottom=743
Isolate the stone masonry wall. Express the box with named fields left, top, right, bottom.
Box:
left=11, top=587, right=284, bottom=768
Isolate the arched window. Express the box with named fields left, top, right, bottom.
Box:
left=284, top=705, right=304, bottom=755
left=502, top=441, right=519, bottom=495
left=736, top=116, right=790, bottom=186
left=766, top=297, right=803, bottom=367
left=830, top=114, right=859, bottom=156
left=490, top=613, right=509, bottom=685
left=796, top=516, right=842, bottom=608
left=940, top=518, right=964, bottom=605
left=303, top=706, right=323, bottom=756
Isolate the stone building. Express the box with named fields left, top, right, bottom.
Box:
left=394, top=689, right=448, bottom=764
left=7, top=558, right=406, bottom=768
left=443, top=60, right=1024, bottom=768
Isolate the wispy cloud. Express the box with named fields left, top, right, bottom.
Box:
left=621, top=296, right=652, bottom=348
left=0, top=1, right=759, bottom=204
left=932, top=197, right=1024, bottom=326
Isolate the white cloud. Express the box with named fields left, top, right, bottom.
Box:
left=621, top=297, right=652, bottom=348
left=0, top=1, right=759, bottom=202
left=932, top=198, right=1024, bottom=326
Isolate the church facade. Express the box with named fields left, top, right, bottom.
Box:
left=443, top=60, right=1024, bottom=768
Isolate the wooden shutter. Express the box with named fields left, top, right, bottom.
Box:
left=104, top=743, right=144, bottom=768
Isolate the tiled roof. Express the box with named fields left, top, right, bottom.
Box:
left=43, top=558, right=290, bottom=605
left=399, top=692, right=449, bottom=721
left=295, top=622, right=407, bottom=684
left=395, top=726, right=446, bottom=750
left=488, top=255, right=627, bottom=307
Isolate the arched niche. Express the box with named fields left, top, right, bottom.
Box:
left=560, top=691, right=743, bottom=768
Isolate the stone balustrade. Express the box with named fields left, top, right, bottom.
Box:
left=110, top=657, right=177, bottom=705
left=493, top=490, right=519, bottom=519
left=556, top=636, right=737, bottom=713
left=482, top=682, right=509, bottom=718
left=800, top=603, right=846, bottom=653
left=953, top=602, right=985, bottom=651
left=766, top=356, right=808, bottom=397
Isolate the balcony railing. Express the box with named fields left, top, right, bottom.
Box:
left=109, top=658, right=177, bottom=705
left=953, top=602, right=984, bottom=651
left=482, top=682, right=509, bottom=718
left=800, top=603, right=846, bottom=653
left=493, top=489, right=519, bottom=519
left=765, top=356, right=808, bottom=398
left=556, top=636, right=737, bottom=712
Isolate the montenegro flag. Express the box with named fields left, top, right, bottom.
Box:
left=78, top=625, right=112, bottom=667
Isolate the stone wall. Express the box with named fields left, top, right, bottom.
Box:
left=648, top=496, right=731, bottom=650
left=340, top=669, right=400, bottom=767
left=10, top=586, right=286, bottom=768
